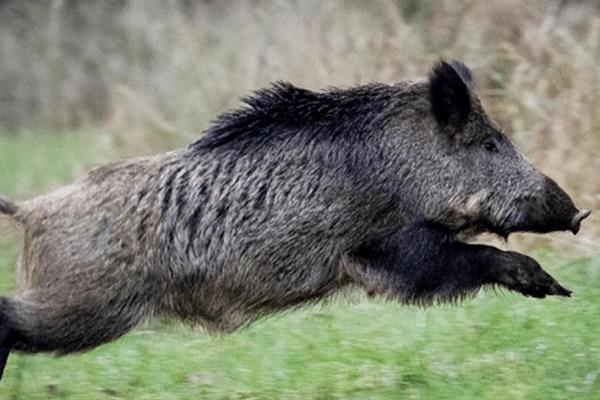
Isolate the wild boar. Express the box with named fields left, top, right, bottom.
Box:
left=0, top=60, right=590, bottom=379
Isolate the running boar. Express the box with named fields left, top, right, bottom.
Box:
left=0, top=60, right=590, bottom=379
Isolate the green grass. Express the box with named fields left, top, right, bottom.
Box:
left=0, top=133, right=599, bottom=399
left=0, top=131, right=112, bottom=196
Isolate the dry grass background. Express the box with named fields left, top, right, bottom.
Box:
left=1, top=0, right=599, bottom=249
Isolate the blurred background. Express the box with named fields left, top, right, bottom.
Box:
left=0, top=0, right=599, bottom=398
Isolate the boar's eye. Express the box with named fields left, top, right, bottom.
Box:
left=483, top=140, right=498, bottom=153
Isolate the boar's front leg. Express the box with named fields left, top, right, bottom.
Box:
left=345, top=223, right=571, bottom=304
left=480, top=248, right=572, bottom=299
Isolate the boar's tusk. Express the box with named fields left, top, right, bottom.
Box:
left=570, top=209, right=591, bottom=234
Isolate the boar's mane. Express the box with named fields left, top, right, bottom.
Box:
left=191, top=82, right=399, bottom=151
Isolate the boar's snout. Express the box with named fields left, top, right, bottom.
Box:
left=521, top=177, right=590, bottom=235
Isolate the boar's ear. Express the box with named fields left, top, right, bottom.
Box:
left=429, top=60, right=472, bottom=131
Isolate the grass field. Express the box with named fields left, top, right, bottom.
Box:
left=0, top=133, right=598, bottom=399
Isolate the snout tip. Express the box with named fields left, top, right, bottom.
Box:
left=570, top=209, right=592, bottom=234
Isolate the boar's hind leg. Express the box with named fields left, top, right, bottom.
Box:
left=0, top=307, right=16, bottom=380
left=0, top=287, right=149, bottom=380
left=346, top=223, right=571, bottom=304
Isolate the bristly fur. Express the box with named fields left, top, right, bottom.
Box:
left=190, top=81, right=397, bottom=151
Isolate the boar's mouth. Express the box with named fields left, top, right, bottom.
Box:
left=485, top=185, right=591, bottom=237
left=427, top=180, right=591, bottom=238
left=500, top=206, right=592, bottom=236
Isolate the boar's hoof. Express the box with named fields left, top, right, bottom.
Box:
left=515, top=269, right=572, bottom=299
left=570, top=209, right=591, bottom=234
left=518, top=273, right=572, bottom=299
left=498, top=254, right=572, bottom=299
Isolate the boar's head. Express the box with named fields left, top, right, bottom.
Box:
left=401, top=61, right=590, bottom=237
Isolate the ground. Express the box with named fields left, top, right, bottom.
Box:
left=0, top=133, right=598, bottom=399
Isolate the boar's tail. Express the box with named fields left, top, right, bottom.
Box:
left=0, top=196, right=22, bottom=223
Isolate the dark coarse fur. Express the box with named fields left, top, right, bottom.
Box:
left=0, top=60, right=590, bottom=380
